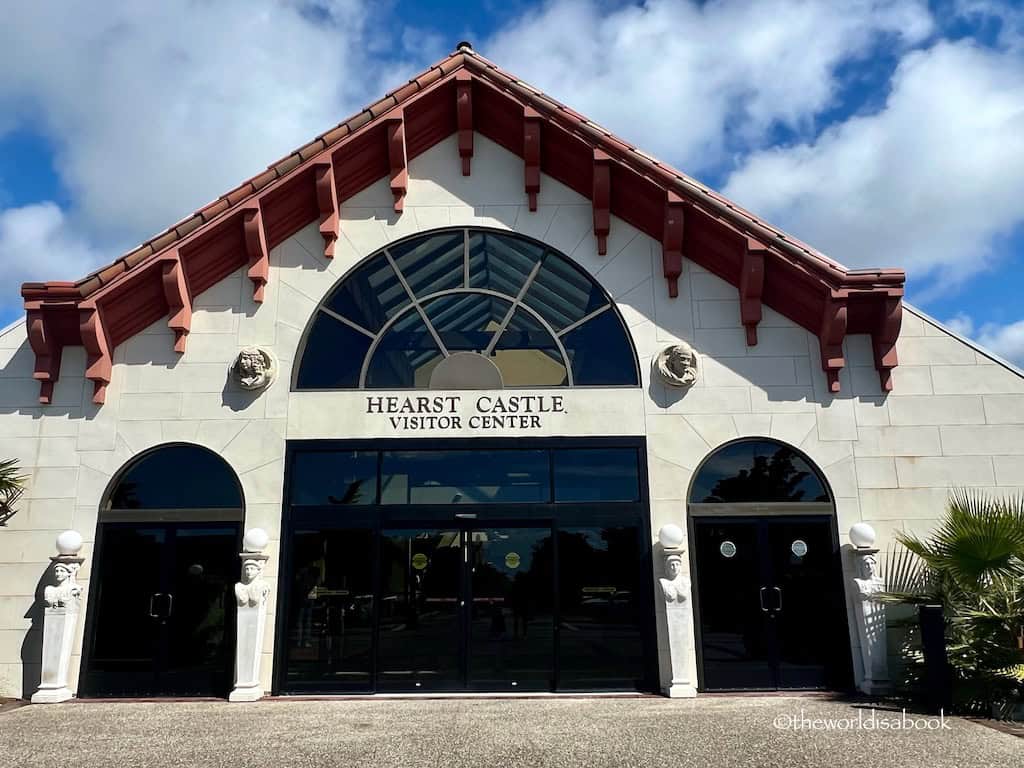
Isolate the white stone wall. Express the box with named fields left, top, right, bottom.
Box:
left=1, top=133, right=1022, bottom=698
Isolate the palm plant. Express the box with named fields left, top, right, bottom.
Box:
left=881, top=489, right=1024, bottom=716
left=0, top=458, right=27, bottom=526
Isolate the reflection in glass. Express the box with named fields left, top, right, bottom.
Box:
left=378, top=529, right=462, bottom=689
left=690, top=440, right=830, bottom=503
left=422, top=293, right=511, bottom=352
left=469, top=527, right=554, bottom=689
left=285, top=529, right=374, bottom=689
left=289, top=451, right=377, bottom=506
left=557, top=525, right=645, bottom=690
left=390, top=232, right=466, bottom=298
left=523, top=253, right=607, bottom=331
left=365, top=309, right=444, bottom=388
left=381, top=450, right=549, bottom=504
left=324, top=252, right=405, bottom=333
left=561, top=309, right=638, bottom=386
left=108, top=445, right=243, bottom=510
left=553, top=448, right=640, bottom=502
left=467, top=231, right=545, bottom=294
left=494, top=309, right=567, bottom=386
left=295, top=313, right=374, bottom=389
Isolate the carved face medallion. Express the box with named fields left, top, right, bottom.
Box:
left=655, top=343, right=698, bottom=388
left=233, top=347, right=276, bottom=391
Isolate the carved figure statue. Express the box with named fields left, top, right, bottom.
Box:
left=660, top=553, right=690, bottom=603
left=235, top=558, right=270, bottom=607
left=851, top=550, right=889, bottom=692
left=233, top=347, right=276, bottom=391
left=655, top=343, right=698, bottom=388
left=43, top=562, right=82, bottom=609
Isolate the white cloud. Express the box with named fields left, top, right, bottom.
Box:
left=0, top=1, right=395, bottom=246
left=484, top=0, right=933, bottom=172
left=723, top=40, right=1024, bottom=295
left=0, top=202, right=99, bottom=287
left=944, top=312, right=1024, bottom=366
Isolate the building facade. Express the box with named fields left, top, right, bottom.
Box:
left=3, top=45, right=1023, bottom=701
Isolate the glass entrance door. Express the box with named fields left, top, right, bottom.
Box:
left=82, top=523, right=238, bottom=697
left=692, top=516, right=850, bottom=691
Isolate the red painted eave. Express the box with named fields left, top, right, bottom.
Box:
left=19, top=43, right=905, bottom=403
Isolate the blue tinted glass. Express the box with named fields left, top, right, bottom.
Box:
left=468, top=232, right=544, bottom=294
left=289, top=451, right=377, bottom=506
left=494, top=308, right=568, bottom=386
left=560, top=310, right=638, bottom=385
left=324, top=253, right=407, bottom=333
left=381, top=450, right=549, bottom=504
left=390, top=232, right=465, bottom=298
left=365, top=309, right=444, bottom=388
left=523, top=253, right=608, bottom=331
left=109, top=446, right=241, bottom=509
left=296, top=313, right=373, bottom=389
left=422, top=293, right=511, bottom=351
left=690, top=440, right=830, bottom=503
left=554, top=448, right=640, bottom=502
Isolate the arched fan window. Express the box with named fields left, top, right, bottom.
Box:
left=689, top=439, right=831, bottom=504
left=104, top=444, right=244, bottom=513
left=295, top=228, right=639, bottom=389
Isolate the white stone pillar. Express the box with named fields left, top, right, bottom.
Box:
left=32, top=531, right=85, bottom=704
left=849, top=523, right=890, bottom=695
left=229, top=528, right=271, bottom=703
left=657, top=524, right=697, bottom=698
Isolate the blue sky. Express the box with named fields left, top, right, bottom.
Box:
left=1, top=1, right=1022, bottom=360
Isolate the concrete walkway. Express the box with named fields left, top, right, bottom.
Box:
left=1, top=696, right=1019, bottom=767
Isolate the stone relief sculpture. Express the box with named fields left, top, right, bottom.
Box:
left=43, top=561, right=82, bottom=609
left=654, top=343, right=698, bottom=388
left=32, top=531, right=85, bottom=704
left=849, top=523, right=890, bottom=695
left=657, top=524, right=697, bottom=697
left=235, top=557, right=270, bottom=607
left=659, top=553, right=690, bottom=604
left=230, top=528, right=271, bottom=702
left=232, top=347, right=276, bottom=391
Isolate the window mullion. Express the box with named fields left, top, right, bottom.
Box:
left=483, top=258, right=544, bottom=356
left=385, top=249, right=450, bottom=357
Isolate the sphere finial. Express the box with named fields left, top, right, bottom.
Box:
left=658, top=524, right=685, bottom=550
left=55, top=530, right=83, bottom=556
left=849, top=522, right=877, bottom=549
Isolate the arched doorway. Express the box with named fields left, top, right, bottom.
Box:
left=79, top=444, right=244, bottom=697
left=687, top=438, right=852, bottom=692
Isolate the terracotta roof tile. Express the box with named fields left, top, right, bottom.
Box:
left=274, top=154, right=302, bottom=175
left=346, top=110, right=373, bottom=133
left=149, top=231, right=178, bottom=254
left=123, top=247, right=153, bottom=269
left=298, top=139, right=326, bottom=161
left=391, top=81, right=420, bottom=103
left=198, top=198, right=231, bottom=221
left=368, top=96, right=398, bottom=119
left=77, top=277, right=102, bottom=296
left=414, top=67, right=444, bottom=90
left=175, top=215, right=204, bottom=239
left=321, top=124, right=350, bottom=145
left=226, top=184, right=254, bottom=206
left=251, top=170, right=277, bottom=191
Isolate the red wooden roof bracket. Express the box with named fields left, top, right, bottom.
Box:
left=663, top=192, right=685, bottom=298
left=819, top=290, right=849, bottom=393
left=160, top=249, right=192, bottom=353
left=79, top=303, right=112, bottom=404
left=385, top=111, right=408, bottom=212
left=592, top=149, right=611, bottom=255
left=456, top=70, right=474, bottom=176
left=314, top=161, right=339, bottom=259
left=524, top=107, right=542, bottom=211
left=740, top=237, right=767, bottom=346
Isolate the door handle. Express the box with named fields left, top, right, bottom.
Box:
left=772, top=587, right=782, bottom=613
left=148, top=593, right=161, bottom=618
left=165, top=593, right=174, bottom=618
left=759, top=587, right=769, bottom=612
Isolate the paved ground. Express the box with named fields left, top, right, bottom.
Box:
left=1, top=696, right=1020, bottom=767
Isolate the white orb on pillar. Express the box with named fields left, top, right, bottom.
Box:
left=243, top=528, right=269, bottom=553
left=55, top=530, right=83, bottom=556
left=658, top=523, right=685, bottom=550
left=849, top=522, right=877, bottom=549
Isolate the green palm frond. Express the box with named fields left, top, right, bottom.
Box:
left=0, top=458, right=27, bottom=494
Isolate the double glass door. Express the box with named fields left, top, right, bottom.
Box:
left=81, top=523, right=239, bottom=697
left=692, top=515, right=851, bottom=691
left=379, top=524, right=553, bottom=691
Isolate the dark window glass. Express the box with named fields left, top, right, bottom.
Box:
left=523, top=253, right=607, bottom=331
left=422, top=293, right=511, bottom=352
left=468, top=231, right=545, bottom=294
left=390, top=232, right=466, bottom=298
left=289, top=451, right=378, bottom=506
left=554, top=449, right=640, bottom=502
left=285, top=528, right=374, bottom=689
left=365, top=309, right=444, bottom=388
left=108, top=445, right=242, bottom=509
left=381, top=450, right=549, bottom=504
left=557, top=524, right=645, bottom=690
left=324, top=252, right=407, bottom=333
left=689, top=440, right=830, bottom=503
left=561, top=309, right=638, bottom=386
left=493, top=309, right=567, bottom=386
left=295, top=313, right=373, bottom=389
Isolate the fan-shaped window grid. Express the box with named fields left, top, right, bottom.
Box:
left=105, top=444, right=244, bottom=511
left=689, top=440, right=831, bottom=504
left=295, top=229, right=639, bottom=390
